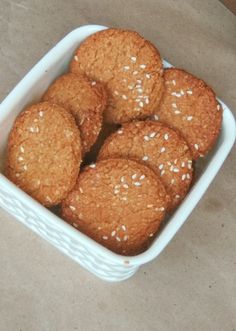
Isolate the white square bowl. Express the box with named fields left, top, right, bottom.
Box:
left=0, top=25, right=235, bottom=282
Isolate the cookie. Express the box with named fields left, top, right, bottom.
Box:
left=43, top=72, right=107, bottom=154
left=70, top=28, right=164, bottom=124
left=6, top=102, right=82, bottom=207
left=61, top=158, right=168, bottom=256
left=154, top=68, right=222, bottom=159
left=98, top=121, right=193, bottom=210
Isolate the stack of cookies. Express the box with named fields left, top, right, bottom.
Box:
left=5, top=28, right=222, bottom=256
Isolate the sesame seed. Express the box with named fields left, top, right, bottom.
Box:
left=145, top=98, right=149, bottom=104
left=172, top=80, right=176, bottom=86
left=102, top=236, right=108, bottom=240
left=122, top=95, right=128, bottom=100
left=133, top=71, right=138, bottom=75
left=123, top=235, right=129, bottom=241
left=74, top=55, right=78, bottom=61
left=140, top=175, right=145, bottom=180
left=121, top=176, right=125, bottom=183
left=167, top=161, right=171, bottom=166
left=149, top=132, right=156, bottom=138
left=154, top=114, right=159, bottom=120
left=121, top=196, right=127, bottom=201
left=128, top=84, right=134, bottom=90
left=194, top=144, right=199, bottom=150
left=29, top=127, right=34, bottom=132
left=161, top=170, right=165, bottom=176
left=23, top=165, right=27, bottom=171
left=180, top=89, right=184, bottom=95
left=159, top=164, right=164, bottom=170
left=123, top=66, right=130, bottom=71
left=123, top=184, right=129, bottom=189
left=171, top=92, right=182, bottom=97
left=135, top=98, right=141, bottom=102
left=182, top=174, right=186, bottom=181
left=187, top=116, right=193, bottom=121
left=164, top=133, right=169, bottom=140
left=175, top=194, right=180, bottom=199
left=134, top=182, right=141, bottom=186
left=174, top=110, right=181, bottom=114
left=170, top=165, right=174, bottom=171
left=187, top=90, right=193, bottom=95
left=188, top=164, right=192, bottom=169
left=131, top=56, right=136, bottom=62
left=140, top=64, right=146, bottom=69
left=217, top=104, right=221, bottom=111
left=174, top=159, right=178, bottom=164
left=15, top=173, right=20, bottom=177
left=122, top=225, right=126, bottom=231
left=116, top=236, right=121, bottom=242
left=181, top=162, right=185, bottom=167
left=149, top=233, right=154, bottom=237
left=173, top=168, right=179, bottom=173
left=147, top=204, right=153, bottom=208
left=186, top=173, right=191, bottom=179
left=114, top=90, right=119, bottom=95
left=69, top=205, right=76, bottom=211
left=144, top=135, right=150, bottom=141
left=142, top=155, right=149, bottom=161
left=111, top=230, right=116, bottom=237
left=91, top=81, right=96, bottom=86
left=171, top=179, right=175, bottom=184
left=160, top=147, right=166, bottom=153
left=114, top=189, right=120, bottom=194
left=72, top=222, right=78, bottom=228
left=137, top=88, right=143, bottom=93
left=20, top=146, right=24, bottom=153
left=139, top=101, right=144, bottom=107
left=172, top=103, right=177, bottom=108
left=123, top=78, right=127, bottom=82
left=132, top=174, right=137, bottom=180
left=117, top=129, right=123, bottom=134
left=39, top=111, right=44, bottom=117
left=159, top=207, right=165, bottom=211
left=89, top=164, right=96, bottom=168
left=146, top=73, right=151, bottom=79
left=79, top=187, right=83, bottom=193
left=18, top=156, right=24, bottom=161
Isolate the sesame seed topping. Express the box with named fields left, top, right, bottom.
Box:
left=116, top=236, right=121, bottom=242
left=149, top=132, right=156, bottom=138
left=134, top=182, right=141, bottom=186
left=172, top=103, right=177, bottom=108
left=153, top=114, right=159, bottom=121
left=172, top=80, right=176, bottom=85
left=146, top=73, right=151, bottom=79
left=74, top=55, right=78, bottom=61
left=72, top=222, right=78, bottom=228
left=181, top=162, right=185, bottom=167
left=182, top=174, right=186, bottom=181
left=139, top=101, right=144, bottom=107
left=20, top=146, right=24, bottom=153
left=123, top=184, right=129, bottom=189
left=173, top=168, right=179, bottom=173
left=187, top=90, right=193, bottom=95
left=174, top=110, right=181, bottom=114
left=147, top=204, right=153, bottom=208
left=18, top=156, right=24, bottom=161
left=140, top=175, right=145, bottom=180
left=187, top=116, right=193, bottom=121
left=132, top=174, right=137, bottom=179
left=122, top=95, right=128, bottom=100
left=114, top=189, right=120, bottom=194
left=137, top=88, right=143, bottom=93
left=144, top=135, right=150, bottom=141
left=145, top=98, right=149, bottom=104
left=123, top=235, right=129, bottom=241
left=29, top=127, right=34, bottom=132
left=122, top=225, right=126, bottom=231
left=171, top=179, right=175, bottom=184
left=133, top=71, right=138, bottom=75
left=121, top=176, right=125, bottom=183
left=89, top=164, right=96, bottom=168
left=180, top=89, right=184, bottom=95
left=161, top=170, right=165, bottom=176
left=175, top=194, right=180, bottom=199
left=160, top=147, right=166, bottom=153
left=174, top=159, right=178, bottom=164
left=15, top=173, right=20, bottom=177
left=39, top=111, right=44, bottom=117
left=123, top=66, right=130, bottom=71
left=159, top=164, right=164, bottom=170
left=102, top=236, right=108, bottom=240
left=149, top=233, right=154, bottom=237
left=128, top=84, right=134, bottom=90
left=164, top=133, right=169, bottom=140
left=217, top=104, right=221, bottom=111
left=69, top=205, right=76, bottom=211
left=121, top=196, right=127, bottom=201
left=140, top=64, right=146, bottom=69
left=117, top=129, right=123, bottom=134
left=131, top=56, right=136, bottom=62
left=91, top=81, right=96, bottom=86
left=159, top=207, right=165, bottom=211
left=23, top=165, right=27, bottom=171
left=188, top=164, right=192, bottom=169
left=142, top=155, right=149, bottom=161
left=111, top=230, right=116, bottom=237
left=114, top=90, right=119, bottom=95
left=79, top=187, right=83, bottom=193
left=186, top=173, right=191, bottom=179
left=194, top=144, right=199, bottom=150
left=171, top=92, right=182, bottom=97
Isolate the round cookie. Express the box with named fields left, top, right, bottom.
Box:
left=6, top=102, right=82, bottom=207
left=61, top=158, right=168, bottom=256
left=98, top=121, right=193, bottom=210
left=154, top=68, right=222, bottom=159
left=43, top=72, right=107, bottom=154
left=70, top=28, right=164, bottom=124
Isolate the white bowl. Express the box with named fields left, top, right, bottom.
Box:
left=0, top=25, right=235, bottom=282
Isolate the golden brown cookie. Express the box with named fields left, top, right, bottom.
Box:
left=61, top=158, right=168, bottom=256
left=98, top=121, right=193, bottom=210
left=6, top=102, right=82, bottom=207
left=43, top=72, right=107, bottom=154
left=70, top=28, right=164, bottom=124
left=154, top=68, right=222, bottom=159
